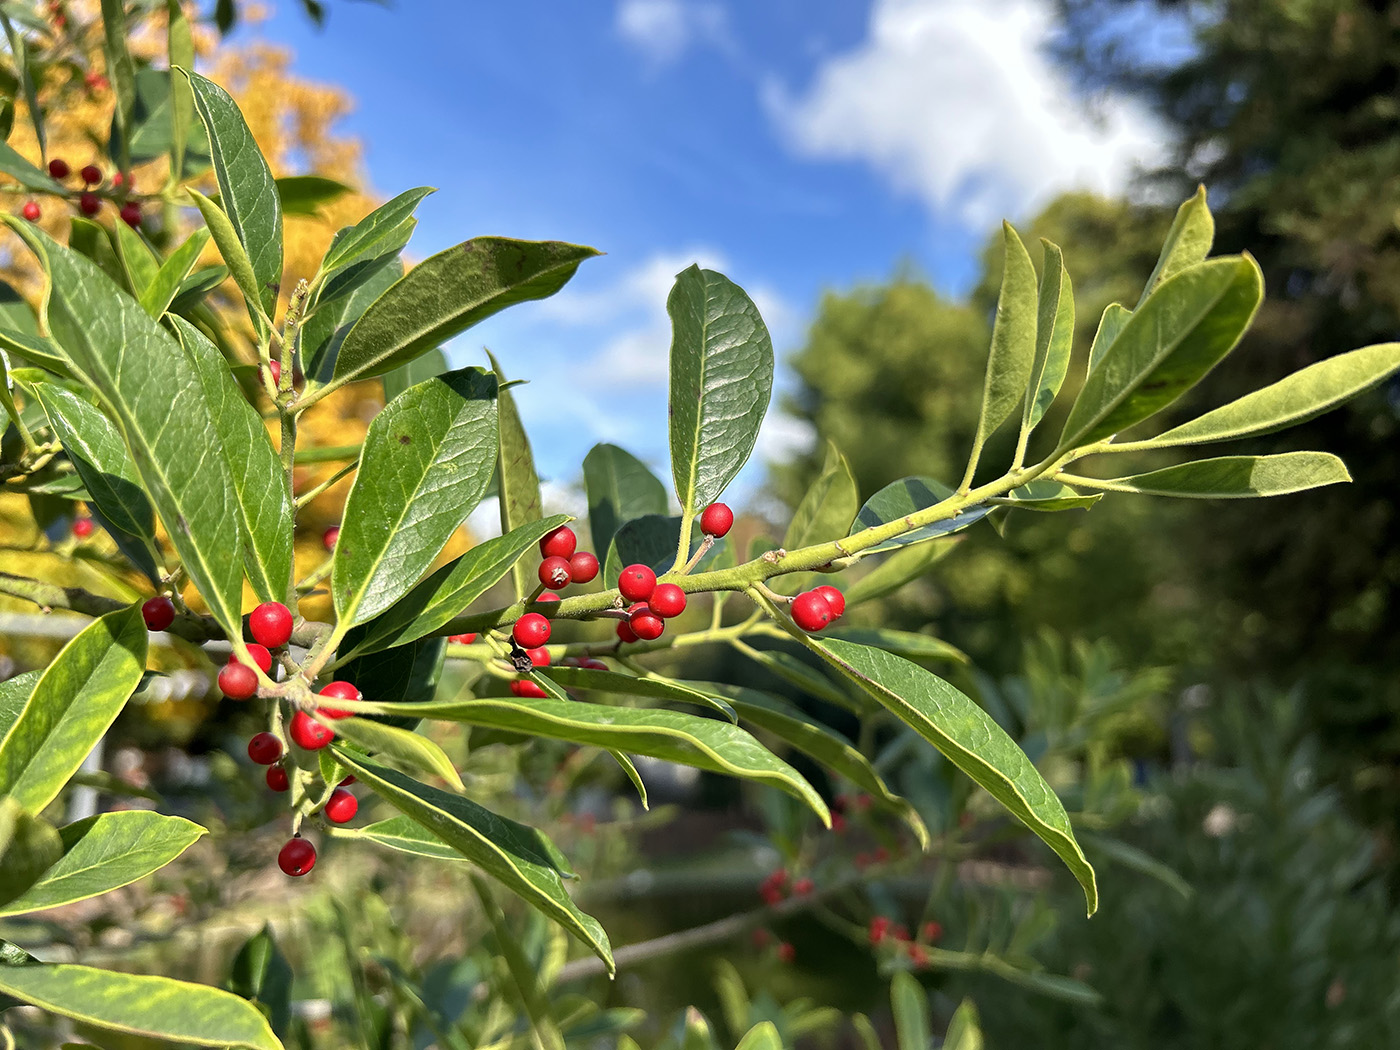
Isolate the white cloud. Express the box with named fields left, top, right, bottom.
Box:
left=615, top=0, right=731, bottom=68
left=764, top=0, right=1168, bottom=226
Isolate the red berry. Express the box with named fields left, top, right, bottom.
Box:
left=72, top=516, right=94, bottom=538
left=318, top=680, right=360, bottom=718
left=119, top=201, right=141, bottom=228
left=791, top=591, right=832, bottom=633
left=813, top=585, right=845, bottom=620
left=922, top=921, right=943, bottom=943
left=700, top=502, right=733, bottom=537
left=510, top=679, right=547, bottom=698
left=140, top=596, right=175, bottom=631
left=568, top=551, right=599, bottom=583
left=526, top=646, right=551, bottom=667
left=648, top=583, right=687, bottom=618
left=538, top=555, right=572, bottom=590
left=249, top=602, right=294, bottom=648
left=777, top=942, right=796, bottom=964
left=247, top=732, right=282, bottom=765
left=218, top=662, right=258, bottom=701
left=85, top=72, right=109, bottom=92
left=265, top=359, right=281, bottom=387
left=513, top=613, right=551, bottom=648
left=760, top=884, right=783, bottom=906
left=47, top=158, right=69, bottom=179
left=231, top=643, right=273, bottom=674
left=340, top=775, right=356, bottom=785
left=448, top=633, right=477, bottom=644
left=78, top=192, right=100, bottom=216
left=266, top=765, right=289, bottom=792
left=277, top=836, right=316, bottom=877
left=323, top=787, right=358, bottom=824
left=831, top=812, right=847, bottom=833
left=289, top=710, right=334, bottom=750
left=533, top=593, right=559, bottom=604
left=582, top=658, right=608, bottom=671
left=616, top=619, right=638, bottom=644
left=538, top=525, right=576, bottom=559
left=322, top=525, right=339, bottom=550
left=793, top=877, right=814, bottom=895
left=869, top=916, right=891, bottom=944
left=629, top=607, right=664, bottom=641
left=617, top=564, right=657, bottom=602
left=20, top=200, right=39, bottom=221
left=80, top=164, right=102, bottom=185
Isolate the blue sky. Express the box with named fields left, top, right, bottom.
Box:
left=248, top=0, right=1170, bottom=522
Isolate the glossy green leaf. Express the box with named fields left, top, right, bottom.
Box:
left=337, top=633, right=445, bottom=730
left=812, top=638, right=1097, bottom=914
left=329, top=751, right=614, bottom=975
left=0, top=605, right=148, bottom=814
left=0, top=964, right=282, bottom=1049
left=970, top=223, right=1038, bottom=464
left=734, top=1022, right=781, bottom=1050
left=381, top=346, right=446, bottom=404
left=170, top=317, right=294, bottom=603
left=317, top=221, right=414, bottom=307
left=843, top=537, right=960, bottom=607
left=344, top=693, right=829, bottom=822
left=943, top=999, right=984, bottom=1050
left=692, top=681, right=928, bottom=848
left=582, top=442, right=669, bottom=556
left=67, top=217, right=124, bottom=287
left=343, top=515, right=569, bottom=658
left=185, top=71, right=282, bottom=319
left=226, top=924, right=292, bottom=1038
left=189, top=186, right=267, bottom=337
left=100, top=0, right=138, bottom=171
left=778, top=440, right=858, bottom=593
left=733, top=643, right=861, bottom=713
left=487, top=350, right=542, bottom=599
left=0, top=811, right=204, bottom=917
left=543, top=666, right=737, bottom=722
left=276, top=175, right=350, bottom=216
left=31, top=380, right=154, bottom=540
left=1060, top=451, right=1351, bottom=499
left=1087, top=302, right=1131, bottom=373
left=332, top=367, right=498, bottom=627
left=319, top=186, right=434, bottom=278
left=1138, top=186, right=1213, bottom=307
left=348, top=815, right=466, bottom=863
left=303, top=257, right=403, bottom=383
left=5, top=223, right=248, bottom=635
left=116, top=68, right=210, bottom=173
left=1025, top=240, right=1074, bottom=430
left=667, top=266, right=774, bottom=517
left=826, top=627, right=967, bottom=664
left=138, top=227, right=211, bottom=318
left=0, top=797, right=62, bottom=909
left=0, top=671, right=40, bottom=743
left=604, top=514, right=681, bottom=588
left=1059, top=256, right=1263, bottom=449
left=328, top=237, right=598, bottom=385
left=1143, top=343, right=1400, bottom=447
left=891, top=972, right=929, bottom=1050
left=850, top=477, right=989, bottom=553
left=0, top=11, right=43, bottom=158
left=0, top=140, right=63, bottom=194
left=988, top=480, right=1101, bottom=512
left=316, top=715, right=463, bottom=792
left=169, top=263, right=231, bottom=315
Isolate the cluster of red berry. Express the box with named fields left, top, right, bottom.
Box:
left=614, top=501, right=733, bottom=644
left=21, top=158, right=142, bottom=228
left=758, top=867, right=815, bottom=906
left=749, top=929, right=798, bottom=964
left=868, top=916, right=943, bottom=968
left=789, top=584, right=845, bottom=633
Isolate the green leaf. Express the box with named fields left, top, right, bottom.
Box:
left=0, top=797, right=63, bottom=909
left=138, top=227, right=211, bottom=318
left=0, top=605, right=148, bottom=814
left=1025, top=240, right=1074, bottom=431
left=327, top=237, right=598, bottom=385
left=0, top=964, right=283, bottom=1049
left=5, top=222, right=249, bottom=636
left=189, top=187, right=268, bottom=338
left=988, top=480, right=1101, bottom=512
left=170, top=317, right=294, bottom=603
left=381, top=346, right=446, bottom=404
left=343, top=693, right=829, bottom=822
left=1138, top=185, right=1213, bottom=307
left=342, top=515, right=570, bottom=659
left=337, top=633, right=445, bottom=730
left=0, top=11, right=44, bottom=158
left=582, top=442, right=669, bottom=556
left=1087, top=302, right=1132, bottom=373
left=100, top=0, right=138, bottom=172
left=0, top=811, right=205, bottom=918
left=543, top=666, right=737, bottom=722
left=692, top=681, right=928, bottom=848
left=1059, top=451, right=1351, bottom=499
left=1142, top=342, right=1400, bottom=448
left=347, top=815, right=467, bottom=863
left=317, top=715, right=464, bottom=792
left=943, top=999, right=984, bottom=1050
left=170, top=263, right=231, bottom=315
left=328, top=751, right=614, bottom=975
left=604, top=514, right=681, bottom=588
left=842, top=537, right=960, bottom=607
left=318, top=186, right=434, bottom=278
left=778, top=440, right=858, bottom=594
left=317, top=222, right=414, bottom=308
left=487, top=350, right=542, bottom=599
left=67, top=217, right=124, bottom=287
left=226, top=924, right=292, bottom=1038
left=826, top=627, right=967, bottom=664
left=890, top=971, right=929, bottom=1050
left=850, top=477, right=989, bottom=553
left=332, top=367, right=499, bottom=628
left=1058, top=256, right=1263, bottom=450
left=185, top=71, right=282, bottom=319
left=667, top=266, right=775, bottom=517
left=0, top=671, right=40, bottom=743
left=166, top=1, right=195, bottom=179
left=0, top=140, right=64, bottom=194
left=811, top=638, right=1098, bottom=914
left=303, top=257, right=403, bottom=383
left=276, top=175, right=351, bottom=216
left=116, top=68, right=210, bottom=174
left=969, top=223, right=1038, bottom=469
left=1083, top=833, right=1191, bottom=901
left=734, top=1022, right=781, bottom=1050
left=113, top=219, right=160, bottom=298
left=30, top=380, right=154, bottom=540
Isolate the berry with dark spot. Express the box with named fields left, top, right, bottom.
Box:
left=700, top=502, right=733, bottom=537
left=618, top=564, right=656, bottom=602
left=266, top=765, right=289, bottom=792
left=277, top=836, right=316, bottom=877
left=538, top=555, right=571, bottom=590
left=791, top=591, right=832, bottom=633
left=289, top=710, right=333, bottom=750
left=813, top=585, right=845, bottom=620
left=141, top=596, right=175, bottom=631
left=512, top=613, right=551, bottom=648
left=247, top=732, right=281, bottom=765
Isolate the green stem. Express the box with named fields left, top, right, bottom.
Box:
left=294, top=459, right=357, bottom=509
